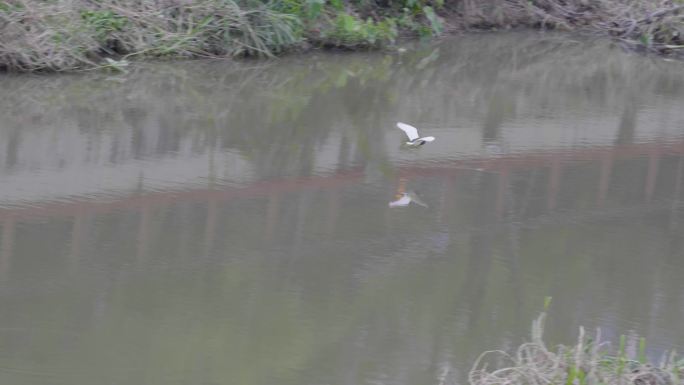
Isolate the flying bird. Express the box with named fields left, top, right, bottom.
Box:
left=389, top=191, right=429, bottom=208
left=397, top=122, right=435, bottom=146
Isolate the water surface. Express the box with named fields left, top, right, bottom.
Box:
left=1, top=32, right=684, bottom=385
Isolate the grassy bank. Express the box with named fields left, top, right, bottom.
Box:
left=0, top=0, right=442, bottom=72
left=457, top=1, right=684, bottom=57
left=470, top=300, right=684, bottom=385
left=1, top=0, right=683, bottom=72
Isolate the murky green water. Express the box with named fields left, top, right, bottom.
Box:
left=1, top=32, right=684, bottom=385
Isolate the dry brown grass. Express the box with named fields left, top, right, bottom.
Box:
left=470, top=305, right=684, bottom=385
left=0, top=0, right=301, bottom=71
left=453, top=0, right=684, bottom=56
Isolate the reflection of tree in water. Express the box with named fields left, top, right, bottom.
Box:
left=615, top=94, right=638, bottom=145
left=1, top=151, right=684, bottom=385
left=2, top=33, right=684, bottom=176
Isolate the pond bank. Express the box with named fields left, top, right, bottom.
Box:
left=1, top=0, right=683, bottom=72
left=470, top=305, right=684, bottom=385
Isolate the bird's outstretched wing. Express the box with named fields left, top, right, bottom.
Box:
left=389, top=195, right=412, bottom=207
left=408, top=192, right=428, bottom=208
left=397, top=122, right=420, bottom=141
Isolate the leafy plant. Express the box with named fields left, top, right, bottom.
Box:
left=422, top=6, right=443, bottom=36
left=0, top=1, right=24, bottom=13
left=323, top=12, right=397, bottom=47
left=305, top=0, right=325, bottom=20
left=80, top=10, right=128, bottom=41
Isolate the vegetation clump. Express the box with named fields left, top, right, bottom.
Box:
left=470, top=299, right=684, bottom=385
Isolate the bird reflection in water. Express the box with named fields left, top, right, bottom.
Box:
left=389, top=177, right=428, bottom=208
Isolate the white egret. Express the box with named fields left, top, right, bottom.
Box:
left=388, top=191, right=428, bottom=208
left=396, top=122, right=435, bottom=146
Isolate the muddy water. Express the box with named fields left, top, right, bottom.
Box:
left=0, top=32, right=683, bottom=385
